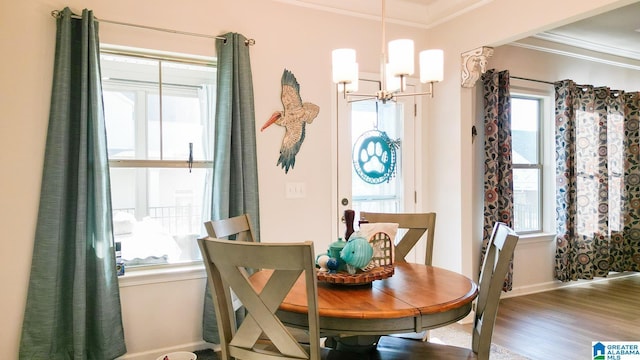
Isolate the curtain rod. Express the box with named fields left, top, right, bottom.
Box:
left=511, top=76, right=554, bottom=85
left=50, top=10, right=255, bottom=46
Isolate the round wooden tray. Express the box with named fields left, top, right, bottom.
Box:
left=316, top=265, right=394, bottom=285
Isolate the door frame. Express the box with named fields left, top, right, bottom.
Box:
left=331, top=72, right=424, bottom=254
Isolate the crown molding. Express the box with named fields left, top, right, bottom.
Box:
left=535, top=31, right=640, bottom=61
left=511, top=36, right=640, bottom=72
left=271, top=0, right=491, bottom=29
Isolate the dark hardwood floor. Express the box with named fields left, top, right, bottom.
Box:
left=458, top=272, right=640, bottom=359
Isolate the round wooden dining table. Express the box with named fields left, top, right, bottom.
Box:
left=249, top=261, right=478, bottom=340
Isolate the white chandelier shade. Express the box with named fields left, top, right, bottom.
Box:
left=331, top=0, right=443, bottom=103
left=388, top=39, right=414, bottom=76
left=332, top=42, right=443, bottom=95
left=332, top=49, right=359, bottom=93
left=420, top=49, right=444, bottom=83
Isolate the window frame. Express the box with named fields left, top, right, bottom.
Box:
left=101, top=46, right=216, bottom=270
left=510, top=81, right=554, bottom=236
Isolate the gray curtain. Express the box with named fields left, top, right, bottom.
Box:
left=203, top=32, right=260, bottom=344
left=20, top=8, right=126, bottom=359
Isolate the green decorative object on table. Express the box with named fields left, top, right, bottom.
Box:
left=316, top=228, right=394, bottom=285
left=316, top=238, right=348, bottom=272
left=341, top=233, right=374, bottom=274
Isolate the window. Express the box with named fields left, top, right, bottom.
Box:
left=101, top=49, right=216, bottom=267
left=511, top=95, right=544, bottom=233
left=350, top=100, right=405, bottom=213
left=338, top=78, right=418, bottom=220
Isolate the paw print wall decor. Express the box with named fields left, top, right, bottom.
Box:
left=352, top=130, right=400, bottom=184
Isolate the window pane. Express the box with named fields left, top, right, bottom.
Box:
left=104, top=90, right=136, bottom=159
left=513, top=168, right=540, bottom=232
left=351, top=100, right=402, bottom=213
left=147, top=92, right=210, bottom=161
left=100, top=53, right=159, bottom=83
left=102, top=53, right=160, bottom=161
left=110, top=167, right=212, bottom=265
left=161, top=61, right=215, bottom=161
left=146, top=93, right=163, bottom=160
left=161, top=94, right=203, bottom=160
left=511, top=97, right=539, bottom=165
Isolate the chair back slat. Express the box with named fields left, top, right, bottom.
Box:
left=359, top=212, right=436, bottom=265
left=204, top=214, right=258, bottom=312
left=472, top=222, right=519, bottom=360
left=205, top=213, right=256, bottom=242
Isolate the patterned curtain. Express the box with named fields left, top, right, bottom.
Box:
left=20, top=8, right=126, bottom=359
left=555, top=80, right=640, bottom=282
left=481, top=69, right=515, bottom=291
left=202, top=32, right=260, bottom=344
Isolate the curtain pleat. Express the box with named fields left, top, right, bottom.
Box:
left=20, top=7, right=126, bottom=359
left=555, top=80, right=640, bottom=281
left=481, top=69, right=515, bottom=291
left=203, top=32, right=260, bottom=344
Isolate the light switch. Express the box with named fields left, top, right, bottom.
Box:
left=285, top=182, right=306, bottom=198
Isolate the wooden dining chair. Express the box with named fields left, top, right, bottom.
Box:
left=358, top=211, right=437, bottom=341
left=373, top=222, right=520, bottom=360
left=203, top=214, right=257, bottom=313
left=204, top=213, right=256, bottom=242
left=198, top=237, right=323, bottom=360
left=359, top=211, right=436, bottom=266
left=199, top=237, right=365, bottom=360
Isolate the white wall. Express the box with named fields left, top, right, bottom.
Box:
left=1, top=0, right=636, bottom=358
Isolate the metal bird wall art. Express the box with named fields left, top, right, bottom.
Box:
left=261, top=69, right=319, bottom=173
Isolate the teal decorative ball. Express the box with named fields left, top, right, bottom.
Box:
left=340, top=236, right=373, bottom=269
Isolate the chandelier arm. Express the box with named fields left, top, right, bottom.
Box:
left=392, top=82, right=436, bottom=99
left=392, top=90, right=435, bottom=99
left=346, top=95, right=380, bottom=103
left=345, top=92, right=381, bottom=98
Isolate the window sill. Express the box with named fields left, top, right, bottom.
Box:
left=117, top=263, right=206, bottom=287
left=517, top=232, right=556, bottom=244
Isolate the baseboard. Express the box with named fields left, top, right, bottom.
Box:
left=503, top=271, right=639, bottom=298
left=117, top=341, right=218, bottom=360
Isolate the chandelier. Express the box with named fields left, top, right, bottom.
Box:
left=332, top=0, right=444, bottom=103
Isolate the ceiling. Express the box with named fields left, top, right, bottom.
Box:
left=273, top=0, right=490, bottom=28
left=533, top=1, right=640, bottom=61
left=276, top=0, right=640, bottom=61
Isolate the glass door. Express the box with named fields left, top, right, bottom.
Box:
left=336, top=75, right=418, bottom=237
